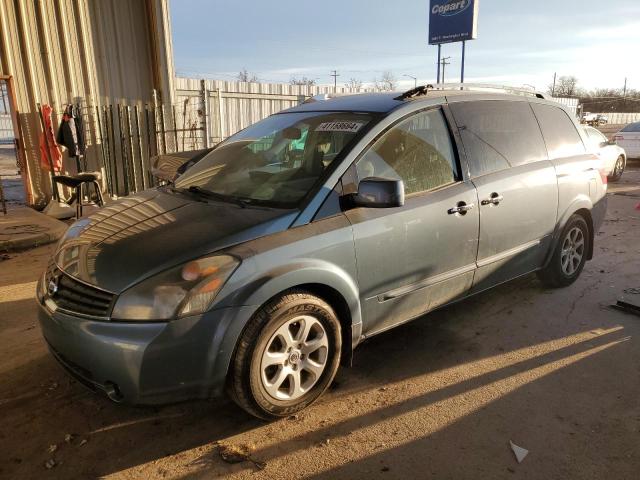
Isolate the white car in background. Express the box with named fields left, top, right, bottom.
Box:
left=583, top=126, right=626, bottom=182
left=614, top=122, right=640, bottom=160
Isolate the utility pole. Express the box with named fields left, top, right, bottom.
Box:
left=440, top=56, right=451, bottom=84
left=460, top=41, right=466, bottom=84
left=330, top=70, right=340, bottom=93
left=436, top=44, right=442, bottom=84
left=404, top=74, right=417, bottom=88
left=552, top=72, right=557, bottom=96
left=623, top=77, right=627, bottom=99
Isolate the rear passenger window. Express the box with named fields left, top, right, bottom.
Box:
left=356, top=109, right=458, bottom=195
left=449, top=100, right=548, bottom=177
left=532, top=103, right=586, bottom=159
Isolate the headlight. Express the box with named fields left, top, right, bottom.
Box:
left=111, top=255, right=239, bottom=321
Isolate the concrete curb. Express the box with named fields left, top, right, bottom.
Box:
left=0, top=207, right=68, bottom=252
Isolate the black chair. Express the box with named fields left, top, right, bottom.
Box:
left=53, top=172, right=104, bottom=218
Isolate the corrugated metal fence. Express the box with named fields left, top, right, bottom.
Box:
left=591, top=112, right=640, bottom=125
left=175, top=77, right=372, bottom=149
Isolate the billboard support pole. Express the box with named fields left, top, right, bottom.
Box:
left=436, top=44, right=442, bottom=84
left=460, top=40, right=466, bottom=84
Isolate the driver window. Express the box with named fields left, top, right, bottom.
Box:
left=356, top=109, right=458, bottom=195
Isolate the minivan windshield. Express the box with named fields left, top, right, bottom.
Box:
left=175, top=111, right=373, bottom=208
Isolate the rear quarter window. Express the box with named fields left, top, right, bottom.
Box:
left=449, top=100, right=548, bottom=178
left=532, top=103, right=586, bottom=159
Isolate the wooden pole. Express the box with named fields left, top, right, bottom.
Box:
left=159, top=103, right=167, bottom=154
left=172, top=105, right=179, bottom=153
left=133, top=105, right=146, bottom=189
left=108, top=105, right=119, bottom=196
left=102, top=106, right=113, bottom=195
left=95, top=105, right=111, bottom=195
left=181, top=98, right=188, bottom=152
left=116, top=104, right=129, bottom=195
left=126, top=106, right=138, bottom=192
left=144, top=105, right=154, bottom=187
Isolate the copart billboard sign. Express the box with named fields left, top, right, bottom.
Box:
left=428, top=0, right=479, bottom=45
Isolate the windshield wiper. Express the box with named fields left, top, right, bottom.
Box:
left=185, top=185, right=249, bottom=208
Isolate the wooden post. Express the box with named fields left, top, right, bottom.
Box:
left=200, top=79, right=209, bottom=148
left=126, top=106, right=138, bottom=192
left=116, top=104, right=129, bottom=195
left=102, top=106, right=113, bottom=195
left=159, top=103, right=167, bottom=154
left=108, top=105, right=119, bottom=196
left=133, top=105, right=146, bottom=189
left=172, top=105, right=178, bottom=153
left=144, top=105, right=154, bottom=187
left=181, top=98, right=188, bottom=152
left=95, top=105, right=111, bottom=195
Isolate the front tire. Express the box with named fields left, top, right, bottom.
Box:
left=608, top=155, right=625, bottom=182
left=537, top=214, right=590, bottom=288
left=227, top=290, right=341, bottom=420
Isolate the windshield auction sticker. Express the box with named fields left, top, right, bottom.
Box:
left=316, top=121, right=364, bottom=133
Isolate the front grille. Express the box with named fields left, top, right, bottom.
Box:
left=45, top=264, right=115, bottom=318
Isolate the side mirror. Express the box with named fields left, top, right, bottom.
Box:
left=349, top=177, right=405, bottom=208
left=607, top=139, right=617, bottom=146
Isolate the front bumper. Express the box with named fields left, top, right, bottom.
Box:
left=38, top=300, right=256, bottom=404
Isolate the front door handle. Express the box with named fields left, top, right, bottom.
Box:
left=481, top=192, right=503, bottom=206
left=448, top=201, right=475, bottom=215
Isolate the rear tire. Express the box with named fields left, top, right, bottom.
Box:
left=608, top=155, right=625, bottom=182
left=537, top=214, right=590, bottom=288
left=227, top=290, right=341, bottom=420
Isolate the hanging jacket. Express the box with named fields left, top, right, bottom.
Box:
left=39, top=104, right=62, bottom=172
left=56, top=104, right=86, bottom=157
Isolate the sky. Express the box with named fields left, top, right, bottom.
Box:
left=169, top=0, right=640, bottom=92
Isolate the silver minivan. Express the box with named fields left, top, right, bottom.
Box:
left=38, top=87, right=607, bottom=419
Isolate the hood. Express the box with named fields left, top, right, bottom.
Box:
left=54, top=189, right=297, bottom=292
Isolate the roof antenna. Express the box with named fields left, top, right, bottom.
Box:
left=394, top=84, right=434, bottom=100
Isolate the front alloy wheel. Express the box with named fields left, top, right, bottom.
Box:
left=260, top=315, right=329, bottom=401
left=228, top=290, right=341, bottom=420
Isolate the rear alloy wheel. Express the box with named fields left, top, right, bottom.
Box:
left=608, top=156, right=625, bottom=182
left=537, top=214, right=590, bottom=288
left=227, top=291, right=341, bottom=420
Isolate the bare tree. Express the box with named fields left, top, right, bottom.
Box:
left=237, top=68, right=259, bottom=83
left=548, top=75, right=579, bottom=97
left=345, top=78, right=363, bottom=92
left=373, top=71, right=397, bottom=91
left=290, top=76, right=317, bottom=86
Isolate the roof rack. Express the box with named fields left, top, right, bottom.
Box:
left=396, top=83, right=549, bottom=100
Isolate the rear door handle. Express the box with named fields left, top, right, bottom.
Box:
left=448, top=202, right=475, bottom=215
left=481, top=192, right=503, bottom=206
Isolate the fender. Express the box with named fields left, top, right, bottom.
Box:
left=235, top=259, right=363, bottom=346
left=206, top=259, right=363, bottom=396
left=543, top=194, right=594, bottom=267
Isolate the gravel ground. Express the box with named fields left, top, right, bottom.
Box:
left=1, top=166, right=639, bottom=480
